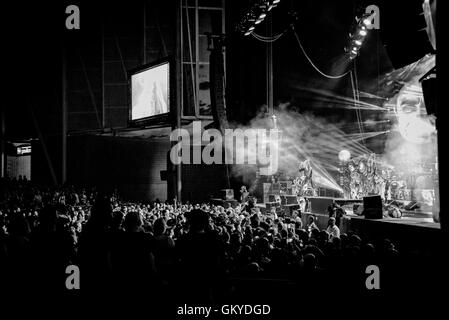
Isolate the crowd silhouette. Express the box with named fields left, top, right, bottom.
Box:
left=0, top=177, right=439, bottom=314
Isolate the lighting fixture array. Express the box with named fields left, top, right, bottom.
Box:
left=345, top=11, right=375, bottom=60
left=236, top=0, right=281, bottom=36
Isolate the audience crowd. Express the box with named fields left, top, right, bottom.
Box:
left=0, top=177, right=401, bottom=304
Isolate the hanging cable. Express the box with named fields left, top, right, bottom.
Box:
left=251, top=34, right=282, bottom=42
left=350, top=68, right=366, bottom=147
left=252, top=31, right=283, bottom=40
left=354, top=62, right=366, bottom=147
left=353, top=62, right=363, bottom=127
left=252, top=30, right=286, bottom=41
left=350, top=71, right=363, bottom=141
left=292, top=26, right=351, bottom=79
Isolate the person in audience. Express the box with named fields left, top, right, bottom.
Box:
left=109, top=211, right=156, bottom=294
left=326, top=217, right=340, bottom=240
left=305, top=215, right=319, bottom=236
left=153, top=217, right=175, bottom=281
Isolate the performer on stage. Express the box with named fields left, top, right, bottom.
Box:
left=293, top=159, right=317, bottom=197
left=240, top=186, right=249, bottom=204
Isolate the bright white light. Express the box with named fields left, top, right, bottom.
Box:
left=396, top=113, right=435, bottom=144
left=338, top=150, right=351, bottom=162
left=359, top=30, right=367, bottom=36
left=395, top=90, right=436, bottom=144
left=259, top=13, right=267, bottom=19
left=355, top=40, right=362, bottom=46
left=363, top=18, right=372, bottom=26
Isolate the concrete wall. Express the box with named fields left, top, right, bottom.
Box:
left=7, top=155, right=31, bottom=180
left=68, top=135, right=170, bottom=202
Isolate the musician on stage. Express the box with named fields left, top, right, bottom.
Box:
left=293, top=159, right=317, bottom=197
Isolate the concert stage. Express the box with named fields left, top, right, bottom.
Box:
left=302, top=209, right=440, bottom=255
left=256, top=193, right=441, bottom=254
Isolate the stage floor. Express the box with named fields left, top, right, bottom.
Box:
left=347, top=213, right=440, bottom=229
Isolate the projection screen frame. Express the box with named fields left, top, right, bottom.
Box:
left=128, top=57, right=174, bottom=126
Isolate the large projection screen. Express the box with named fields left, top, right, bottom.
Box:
left=131, top=61, right=170, bottom=121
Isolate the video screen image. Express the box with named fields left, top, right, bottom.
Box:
left=131, top=62, right=169, bottom=120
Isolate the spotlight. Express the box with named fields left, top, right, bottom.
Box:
left=363, top=18, right=372, bottom=26
left=354, top=40, right=362, bottom=46
left=359, top=29, right=367, bottom=36
left=237, top=0, right=281, bottom=36
left=338, top=150, right=351, bottom=162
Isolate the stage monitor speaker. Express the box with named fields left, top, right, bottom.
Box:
left=363, top=195, right=383, bottom=219
left=284, top=204, right=300, bottom=217
left=308, top=197, right=334, bottom=215
left=281, top=195, right=298, bottom=205
left=219, top=189, right=234, bottom=200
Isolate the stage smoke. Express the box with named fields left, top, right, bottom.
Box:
left=227, top=105, right=373, bottom=194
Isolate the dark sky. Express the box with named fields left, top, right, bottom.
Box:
left=3, top=0, right=433, bottom=142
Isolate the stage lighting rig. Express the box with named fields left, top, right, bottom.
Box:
left=345, top=10, right=376, bottom=60
left=236, top=0, right=281, bottom=36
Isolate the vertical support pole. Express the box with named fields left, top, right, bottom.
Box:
left=175, top=0, right=183, bottom=202
left=102, top=16, right=106, bottom=128
left=143, top=0, right=147, bottom=64
left=266, top=15, right=274, bottom=116
left=195, top=0, right=199, bottom=116
left=0, top=107, right=5, bottom=178
left=30, top=107, right=58, bottom=185
left=435, top=0, right=443, bottom=229
left=62, top=42, right=68, bottom=185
